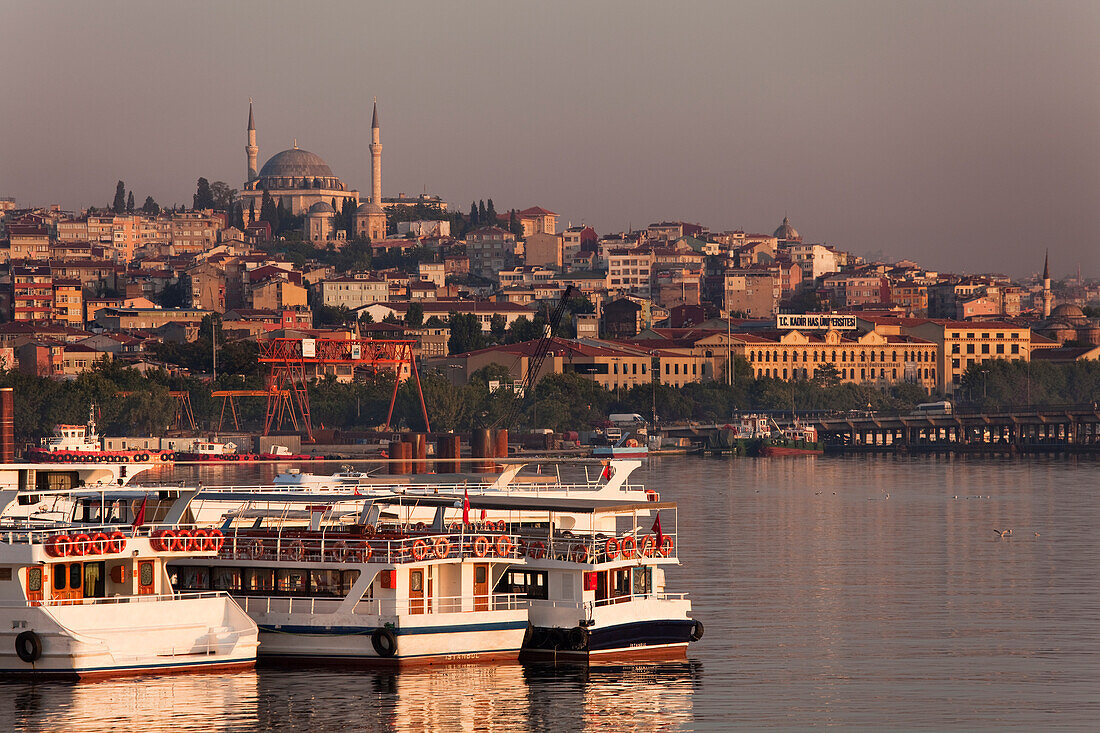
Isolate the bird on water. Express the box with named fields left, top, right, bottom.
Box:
left=993, top=528, right=1012, bottom=538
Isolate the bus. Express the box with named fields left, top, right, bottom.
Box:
left=912, top=401, right=953, bottom=416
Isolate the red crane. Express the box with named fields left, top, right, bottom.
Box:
left=257, top=337, right=430, bottom=441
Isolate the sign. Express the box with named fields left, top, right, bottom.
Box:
left=301, top=338, right=316, bottom=358
left=776, top=314, right=857, bottom=331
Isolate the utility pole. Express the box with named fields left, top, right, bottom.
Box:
left=212, top=317, right=217, bottom=381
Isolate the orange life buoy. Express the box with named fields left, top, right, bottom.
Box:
left=207, top=528, right=224, bottom=553
left=45, top=534, right=70, bottom=557
left=639, top=534, right=655, bottom=557
left=434, top=536, right=451, bottom=559
left=494, top=534, right=513, bottom=557
left=173, top=529, right=192, bottom=553
left=658, top=535, right=675, bottom=557
left=192, top=528, right=208, bottom=551
left=72, top=533, right=91, bottom=556
left=619, top=535, right=637, bottom=559
left=571, top=543, right=589, bottom=563
left=332, top=540, right=348, bottom=561
left=528, top=540, right=546, bottom=559
left=285, top=540, right=305, bottom=561
left=411, top=539, right=429, bottom=561
left=605, top=537, right=620, bottom=560
left=152, top=529, right=175, bottom=552
left=473, top=536, right=490, bottom=558
left=108, top=531, right=127, bottom=554
left=89, top=532, right=110, bottom=555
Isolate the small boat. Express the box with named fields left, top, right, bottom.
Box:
left=24, top=408, right=173, bottom=465
left=0, top=490, right=258, bottom=678
left=758, top=423, right=823, bottom=457
left=592, top=431, right=650, bottom=459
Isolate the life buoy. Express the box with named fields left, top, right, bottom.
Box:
left=473, top=536, right=490, bottom=558
left=604, top=537, right=620, bottom=560
left=208, top=528, right=224, bottom=553
left=172, top=529, right=192, bottom=553
left=527, top=540, right=546, bottom=559
left=152, top=529, right=175, bottom=552
left=45, top=534, right=70, bottom=557
left=71, top=533, right=91, bottom=556
left=363, top=524, right=376, bottom=538
left=570, top=544, right=589, bottom=563
left=332, top=540, right=348, bottom=561
left=108, top=531, right=127, bottom=554
left=285, top=540, right=305, bottom=562
left=658, top=535, right=675, bottom=557
left=411, top=539, right=428, bottom=561
left=160, top=452, right=172, bottom=462
left=247, top=538, right=264, bottom=560
left=371, top=627, right=397, bottom=658
left=495, top=534, right=513, bottom=557
left=15, top=630, right=41, bottom=663
left=619, top=535, right=637, bottom=559
left=639, top=534, right=655, bottom=557
left=447, top=522, right=461, bottom=532
left=413, top=522, right=427, bottom=531
left=433, top=536, right=451, bottom=559
left=89, top=532, right=110, bottom=555
left=192, top=528, right=208, bottom=551
left=344, top=542, right=365, bottom=563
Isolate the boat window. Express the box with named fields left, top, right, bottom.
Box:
left=276, top=569, right=307, bottom=594
left=342, top=570, right=361, bottom=594
left=245, top=568, right=276, bottom=593
left=0, top=567, right=10, bottom=582
left=212, top=567, right=242, bottom=592
left=84, top=562, right=106, bottom=599
left=26, top=568, right=40, bottom=591
left=611, top=568, right=631, bottom=597
left=69, top=563, right=82, bottom=590
left=595, top=571, right=608, bottom=602
left=54, top=565, right=67, bottom=592
left=310, top=569, right=344, bottom=597
left=410, top=570, right=423, bottom=592
left=494, top=569, right=548, bottom=600
left=179, top=566, right=210, bottom=591
left=632, top=567, right=652, bottom=596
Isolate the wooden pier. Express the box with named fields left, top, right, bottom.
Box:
left=812, top=407, right=1100, bottom=454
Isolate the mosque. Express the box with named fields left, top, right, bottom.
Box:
left=239, top=100, right=387, bottom=243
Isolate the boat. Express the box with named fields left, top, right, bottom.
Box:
left=168, top=494, right=530, bottom=666
left=24, top=408, right=174, bottom=464
left=0, top=459, right=163, bottom=523
left=591, top=429, right=650, bottom=459
left=0, top=490, right=258, bottom=678
left=698, top=415, right=823, bottom=457
left=758, top=423, right=824, bottom=456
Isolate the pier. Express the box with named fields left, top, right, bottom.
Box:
left=810, top=406, right=1100, bottom=454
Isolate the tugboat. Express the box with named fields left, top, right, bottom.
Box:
left=758, top=422, right=824, bottom=456
left=25, top=405, right=174, bottom=464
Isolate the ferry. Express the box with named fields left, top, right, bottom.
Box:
left=169, top=493, right=530, bottom=666
left=0, top=490, right=258, bottom=678
left=24, top=410, right=174, bottom=464
left=0, top=460, right=162, bottom=522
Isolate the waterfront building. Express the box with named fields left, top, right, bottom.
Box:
left=316, top=273, right=388, bottom=310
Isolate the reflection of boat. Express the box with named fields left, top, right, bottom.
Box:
left=24, top=408, right=174, bottom=464
left=0, top=492, right=258, bottom=678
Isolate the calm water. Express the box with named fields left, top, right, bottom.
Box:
left=2, top=456, right=1098, bottom=731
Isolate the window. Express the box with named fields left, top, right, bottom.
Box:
left=632, top=567, right=652, bottom=596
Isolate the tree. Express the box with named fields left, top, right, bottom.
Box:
left=508, top=209, right=522, bottom=238
left=490, top=313, right=507, bottom=342
left=478, top=200, right=487, bottom=225
left=406, top=302, right=424, bottom=328
left=193, top=177, right=215, bottom=210
left=448, top=313, right=488, bottom=355
left=209, top=181, right=237, bottom=211
left=126, top=191, right=134, bottom=213
left=260, top=189, right=278, bottom=231
left=469, top=201, right=479, bottom=228
left=486, top=198, right=497, bottom=225
left=141, top=196, right=160, bottom=215
left=248, top=199, right=256, bottom=224
left=275, top=199, right=288, bottom=233
left=112, top=181, right=126, bottom=213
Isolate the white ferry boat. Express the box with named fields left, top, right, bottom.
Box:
left=25, top=409, right=174, bottom=464
left=0, top=490, right=258, bottom=678
left=0, top=460, right=161, bottom=522
left=169, top=494, right=529, bottom=666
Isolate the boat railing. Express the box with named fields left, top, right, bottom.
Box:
left=217, top=526, right=678, bottom=565
left=185, top=480, right=651, bottom=496
left=592, top=591, right=690, bottom=608
left=0, top=590, right=230, bottom=608
left=1, top=523, right=147, bottom=548
left=241, top=592, right=526, bottom=617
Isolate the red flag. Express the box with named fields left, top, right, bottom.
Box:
left=131, top=495, right=147, bottom=530
left=600, top=462, right=611, bottom=480
left=651, top=512, right=664, bottom=548
left=462, top=488, right=470, bottom=525
left=480, top=508, right=487, bottom=521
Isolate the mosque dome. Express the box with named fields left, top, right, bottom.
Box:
left=307, top=201, right=335, bottom=215
left=356, top=202, right=385, bottom=215
left=1050, top=303, right=1085, bottom=321
left=773, top=216, right=801, bottom=241
left=260, top=148, right=335, bottom=179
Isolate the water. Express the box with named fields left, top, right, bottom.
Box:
left=2, top=456, right=1097, bottom=731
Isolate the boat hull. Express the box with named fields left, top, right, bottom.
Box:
left=520, top=618, right=696, bottom=664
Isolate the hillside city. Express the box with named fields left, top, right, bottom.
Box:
left=1, top=103, right=1097, bottom=421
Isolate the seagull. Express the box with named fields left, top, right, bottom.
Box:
left=993, top=528, right=1012, bottom=539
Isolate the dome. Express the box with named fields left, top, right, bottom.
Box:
left=773, top=216, right=801, bottom=241
left=357, top=202, right=385, bottom=215
left=1050, top=303, right=1085, bottom=320
left=307, top=201, right=335, bottom=215
left=259, top=148, right=335, bottom=179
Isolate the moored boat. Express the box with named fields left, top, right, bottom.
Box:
left=24, top=410, right=174, bottom=465
left=0, top=492, right=258, bottom=678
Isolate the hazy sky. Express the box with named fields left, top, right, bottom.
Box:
left=2, top=1, right=1098, bottom=277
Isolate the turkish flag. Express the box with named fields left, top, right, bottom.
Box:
left=131, top=495, right=147, bottom=531
left=480, top=508, right=487, bottom=521
left=651, top=512, right=664, bottom=548
left=462, top=488, right=470, bottom=525
left=600, top=463, right=611, bottom=480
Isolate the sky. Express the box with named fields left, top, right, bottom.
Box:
left=1, top=0, right=1098, bottom=278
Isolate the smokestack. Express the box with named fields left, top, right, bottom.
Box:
left=0, top=387, right=13, bottom=463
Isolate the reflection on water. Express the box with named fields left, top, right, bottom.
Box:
left=6, top=456, right=1097, bottom=730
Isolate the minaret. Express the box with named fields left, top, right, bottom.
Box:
left=370, top=99, right=382, bottom=205
left=1042, top=250, right=1053, bottom=318
left=246, top=98, right=259, bottom=183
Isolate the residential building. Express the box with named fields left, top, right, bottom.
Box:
left=465, top=226, right=520, bottom=278
left=721, top=268, right=780, bottom=318
left=516, top=207, right=558, bottom=237
left=524, top=232, right=565, bottom=269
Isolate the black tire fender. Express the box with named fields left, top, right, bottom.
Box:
left=371, top=627, right=397, bottom=658
left=568, top=626, right=589, bottom=651
left=690, top=619, right=704, bottom=642
left=15, top=630, right=42, bottom=663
